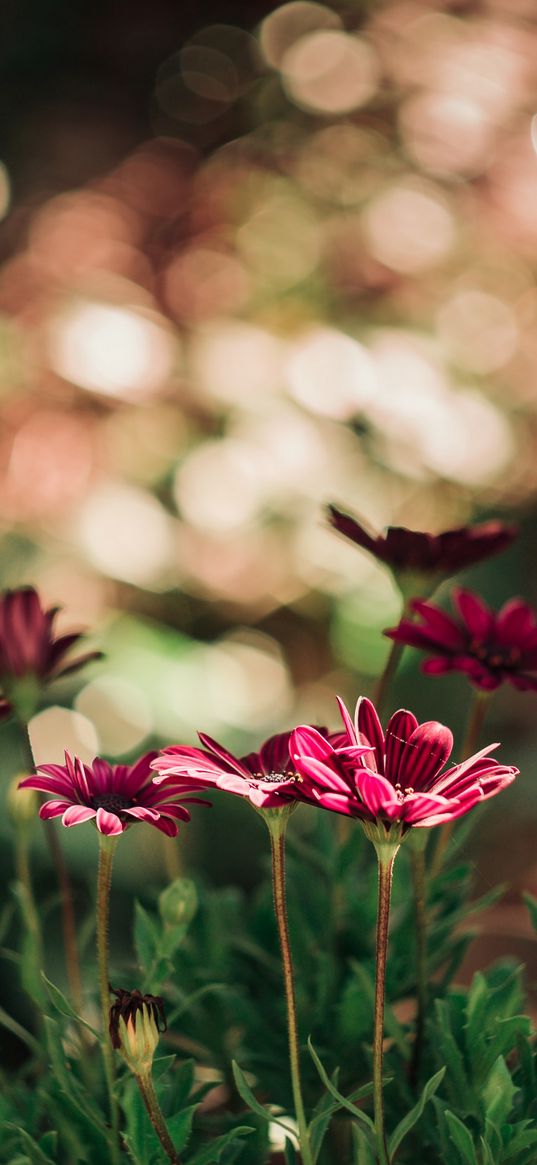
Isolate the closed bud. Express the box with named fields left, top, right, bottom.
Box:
left=109, top=987, right=166, bottom=1076
left=159, top=877, right=198, bottom=928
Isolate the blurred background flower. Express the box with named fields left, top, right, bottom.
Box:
left=1, top=0, right=537, bottom=936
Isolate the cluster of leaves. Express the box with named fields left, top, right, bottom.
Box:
left=2, top=804, right=537, bottom=1164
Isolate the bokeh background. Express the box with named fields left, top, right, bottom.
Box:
left=2, top=0, right=537, bottom=966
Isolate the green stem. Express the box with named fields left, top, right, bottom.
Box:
left=431, top=691, right=490, bottom=876
left=96, top=834, right=120, bottom=1162
left=14, top=822, right=46, bottom=1009
left=18, top=720, right=85, bottom=1017
left=268, top=817, right=314, bottom=1165
left=408, top=844, right=427, bottom=1089
left=136, top=1071, right=181, bottom=1163
left=373, top=850, right=396, bottom=1165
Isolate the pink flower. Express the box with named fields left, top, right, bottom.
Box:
left=18, top=751, right=210, bottom=837
left=291, top=697, right=517, bottom=832
left=386, top=588, right=537, bottom=692
left=152, top=731, right=312, bottom=810
left=327, top=507, right=516, bottom=577
left=0, top=587, right=101, bottom=718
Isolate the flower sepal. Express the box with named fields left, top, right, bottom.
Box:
left=4, top=673, right=43, bottom=724
left=361, top=819, right=403, bottom=865
left=257, top=801, right=298, bottom=839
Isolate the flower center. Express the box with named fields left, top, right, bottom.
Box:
left=250, top=770, right=298, bottom=785
left=90, top=793, right=133, bottom=814
left=393, top=782, right=413, bottom=802
left=469, top=640, right=522, bottom=670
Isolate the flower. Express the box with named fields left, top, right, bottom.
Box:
left=152, top=730, right=311, bottom=810
left=0, top=586, right=101, bottom=720
left=291, top=696, right=517, bottom=836
left=327, top=506, right=516, bottom=596
left=109, top=986, right=166, bottom=1074
left=18, top=750, right=211, bottom=836
left=385, top=588, right=537, bottom=692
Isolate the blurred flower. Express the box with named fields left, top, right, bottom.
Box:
left=386, top=589, right=537, bottom=692
left=19, top=750, right=211, bottom=836
left=109, top=986, right=166, bottom=1074
left=153, top=730, right=311, bottom=810
left=0, top=587, right=101, bottom=721
left=327, top=506, right=516, bottom=598
left=291, top=696, right=517, bottom=838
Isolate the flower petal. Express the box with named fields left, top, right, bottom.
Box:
left=385, top=709, right=418, bottom=782
left=355, top=697, right=385, bottom=772
left=62, top=805, right=97, bottom=827
left=453, top=588, right=494, bottom=639
left=354, top=769, right=401, bottom=817
left=95, top=807, right=124, bottom=835
left=395, top=722, right=453, bottom=792
left=38, top=799, right=73, bottom=820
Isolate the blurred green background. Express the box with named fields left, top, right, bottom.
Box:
left=1, top=0, right=537, bottom=935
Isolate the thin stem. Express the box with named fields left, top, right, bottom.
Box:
left=373, top=851, right=396, bottom=1165
left=136, top=1071, right=181, bottom=1164
left=374, top=596, right=414, bottom=717
left=96, top=834, right=120, bottom=1163
left=14, top=823, right=46, bottom=1009
left=18, top=720, right=84, bottom=1017
left=408, top=845, right=427, bottom=1089
left=269, top=821, right=314, bottom=1165
left=431, top=691, right=490, bottom=877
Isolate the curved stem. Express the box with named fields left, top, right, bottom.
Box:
left=374, top=638, right=405, bottom=719
left=136, top=1071, right=181, bottom=1163
left=96, top=834, right=120, bottom=1163
left=373, top=850, right=396, bottom=1165
left=408, top=845, right=427, bottom=1089
left=268, top=819, right=314, bottom=1165
left=431, top=691, right=490, bottom=876
left=18, top=720, right=84, bottom=1017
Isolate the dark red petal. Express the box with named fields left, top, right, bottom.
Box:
left=453, top=588, right=494, bottom=639
left=385, top=709, right=419, bottom=781
left=326, top=506, right=380, bottom=557
left=395, top=722, right=453, bottom=792
left=355, top=697, right=385, bottom=773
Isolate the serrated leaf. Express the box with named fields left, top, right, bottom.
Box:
left=134, top=901, right=159, bottom=973
left=166, top=1104, right=196, bottom=1153
left=307, top=1038, right=375, bottom=1131
left=482, top=1056, right=516, bottom=1126
left=231, top=1061, right=290, bottom=1132
left=445, top=1111, right=478, bottom=1165
left=388, top=1066, right=445, bottom=1157
left=41, top=973, right=99, bottom=1038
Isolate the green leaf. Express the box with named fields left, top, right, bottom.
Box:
left=444, top=1112, right=478, bottom=1165
left=523, top=892, right=537, bottom=933
left=307, top=1038, right=375, bottom=1131
left=388, top=1066, right=445, bottom=1158
left=134, top=901, right=159, bottom=973
left=284, top=1137, right=298, bottom=1164
left=166, top=1105, right=196, bottom=1153
left=41, top=974, right=99, bottom=1037
left=186, top=1127, right=254, bottom=1165
left=4, top=1127, right=57, bottom=1165
left=482, top=1056, right=516, bottom=1126
left=351, top=1123, right=376, bottom=1165
left=231, top=1061, right=290, bottom=1132
left=0, top=1005, right=41, bottom=1055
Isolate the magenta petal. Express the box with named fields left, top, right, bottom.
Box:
left=355, top=697, right=385, bottom=772
left=385, top=709, right=418, bottom=781
left=198, top=732, right=251, bottom=778
left=396, top=722, right=453, bottom=792
left=354, top=769, right=400, bottom=817
left=496, top=598, right=536, bottom=645
left=124, top=806, right=160, bottom=822
left=399, top=792, right=451, bottom=824
left=62, top=805, right=97, bottom=827
left=336, top=697, right=358, bottom=745
left=291, top=725, right=335, bottom=763
left=258, top=732, right=293, bottom=776
left=95, top=807, right=124, bottom=835
left=292, top=752, right=353, bottom=794
left=39, top=799, right=73, bottom=819
left=410, top=600, right=463, bottom=647
left=150, top=815, right=179, bottom=836
left=453, top=588, right=494, bottom=639
left=422, top=658, right=455, bottom=676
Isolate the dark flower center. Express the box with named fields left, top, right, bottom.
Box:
left=250, top=770, right=298, bottom=785
left=90, top=793, right=133, bottom=814
left=469, top=640, right=522, bottom=671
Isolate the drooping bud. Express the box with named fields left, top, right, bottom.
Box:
left=109, top=987, right=166, bottom=1076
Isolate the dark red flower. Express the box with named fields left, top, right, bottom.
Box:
left=291, top=696, right=517, bottom=832
left=0, top=587, right=101, bottom=719
left=386, top=588, right=537, bottom=692
left=152, top=731, right=308, bottom=810
left=327, top=506, right=516, bottom=583
left=18, top=750, right=211, bottom=836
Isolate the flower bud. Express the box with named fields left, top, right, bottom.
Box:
left=7, top=774, right=38, bottom=827
left=109, top=987, right=166, bottom=1076
left=159, top=877, right=198, bottom=928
